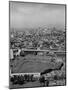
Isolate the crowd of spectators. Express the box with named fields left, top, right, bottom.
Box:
left=10, top=70, right=65, bottom=86
left=10, top=74, right=49, bottom=86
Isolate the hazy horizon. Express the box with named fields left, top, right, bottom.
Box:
left=10, top=2, right=66, bottom=31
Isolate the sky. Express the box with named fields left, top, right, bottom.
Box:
left=10, top=1, right=66, bottom=31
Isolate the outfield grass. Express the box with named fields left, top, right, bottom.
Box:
left=10, top=55, right=64, bottom=73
